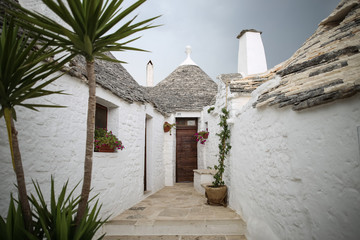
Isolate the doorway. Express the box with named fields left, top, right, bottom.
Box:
left=176, top=118, right=198, bottom=182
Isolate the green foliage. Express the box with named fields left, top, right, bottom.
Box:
left=207, top=106, right=215, bottom=113
left=0, top=179, right=107, bottom=240
left=29, top=177, right=107, bottom=240
left=212, top=107, right=232, bottom=187
left=94, top=128, right=124, bottom=151
left=195, top=129, right=209, bottom=145
left=0, top=196, right=37, bottom=240
left=7, top=0, right=161, bottom=62
left=0, top=17, right=70, bottom=119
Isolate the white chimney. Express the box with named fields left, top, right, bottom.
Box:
left=237, top=29, right=267, bottom=76
left=146, top=60, right=154, bottom=87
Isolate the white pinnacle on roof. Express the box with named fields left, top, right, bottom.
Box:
left=180, top=45, right=197, bottom=66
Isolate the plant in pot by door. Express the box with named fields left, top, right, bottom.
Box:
left=163, top=121, right=176, bottom=135
left=205, top=107, right=231, bottom=206
left=94, top=128, right=125, bottom=152
left=195, top=129, right=209, bottom=144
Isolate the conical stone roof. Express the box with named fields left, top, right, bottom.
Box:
left=147, top=48, right=217, bottom=113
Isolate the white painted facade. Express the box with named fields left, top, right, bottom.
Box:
left=199, top=75, right=360, bottom=240
left=1, top=1, right=360, bottom=239
left=0, top=73, right=165, bottom=219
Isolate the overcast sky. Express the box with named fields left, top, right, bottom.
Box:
left=112, top=0, right=340, bottom=86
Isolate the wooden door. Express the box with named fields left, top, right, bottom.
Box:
left=176, top=118, right=198, bottom=182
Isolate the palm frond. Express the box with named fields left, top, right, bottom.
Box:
left=6, top=0, right=160, bottom=62
left=0, top=17, right=70, bottom=116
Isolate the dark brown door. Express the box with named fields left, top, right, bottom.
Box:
left=176, top=118, right=197, bottom=182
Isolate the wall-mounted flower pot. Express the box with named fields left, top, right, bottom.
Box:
left=164, top=125, right=171, bottom=132
left=98, top=145, right=115, bottom=152
left=205, top=185, right=227, bottom=207
left=163, top=122, right=176, bottom=135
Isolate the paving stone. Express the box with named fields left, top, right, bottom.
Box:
left=225, top=236, right=247, bottom=240
left=104, top=236, right=180, bottom=240
left=158, top=208, right=190, bottom=218
left=105, top=183, right=247, bottom=237
left=181, top=236, right=226, bottom=240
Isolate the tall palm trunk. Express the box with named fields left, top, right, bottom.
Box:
left=76, top=60, right=96, bottom=223
left=4, top=109, right=32, bottom=232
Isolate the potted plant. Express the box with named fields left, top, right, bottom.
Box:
left=195, top=129, right=209, bottom=144
left=163, top=122, right=176, bottom=135
left=205, top=108, right=231, bottom=206
left=94, top=128, right=125, bottom=152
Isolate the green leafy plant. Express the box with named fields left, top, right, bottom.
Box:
left=94, top=128, right=124, bottom=151
left=29, top=177, right=107, bottom=240
left=207, top=106, right=215, bottom=113
left=0, top=17, right=70, bottom=232
left=212, top=107, right=231, bottom=187
left=195, top=129, right=209, bottom=145
left=0, top=196, right=37, bottom=240
left=7, top=0, right=160, bottom=223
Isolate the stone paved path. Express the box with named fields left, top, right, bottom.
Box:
left=104, top=183, right=247, bottom=239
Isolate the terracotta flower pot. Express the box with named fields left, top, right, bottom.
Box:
left=205, top=185, right=227, bottom=207
left=98, top=145, right=115, bottom=152
left=164, top=125, right=171, bottom=132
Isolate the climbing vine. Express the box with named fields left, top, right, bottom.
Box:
left=207, top=106, right=215, bottom=113
left=212, top=107, right=231, bottom=187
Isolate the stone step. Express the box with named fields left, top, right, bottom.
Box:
left=104, top=219, right=246, bottom=236
left=104, top=235, right=246, bottom=240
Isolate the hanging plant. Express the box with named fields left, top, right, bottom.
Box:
left=163, top=122, right=176, bottom=135
left=195, top=129, right=209, bottom=144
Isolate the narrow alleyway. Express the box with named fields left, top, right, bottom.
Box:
left=104, top=183, right=247, bottom=240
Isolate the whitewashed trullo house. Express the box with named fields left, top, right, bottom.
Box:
left=0, top=0, right=360, bottom=239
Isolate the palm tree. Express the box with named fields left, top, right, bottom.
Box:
left=0, top=18, right=70, bottom=232
left=7, top=0, right=160, bottom=223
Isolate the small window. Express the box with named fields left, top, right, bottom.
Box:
left=95, top=103, right=107, bottom=129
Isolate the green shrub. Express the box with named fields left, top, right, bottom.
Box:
left=30, top=177, right=107, bottom=240
left=0, top=178, right=107, bottom=240
left=0, top=196, right=37, bottom=240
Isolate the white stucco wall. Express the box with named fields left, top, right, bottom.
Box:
left=198, top=79, right=229, bottom=171
left=163, top=115, right=176, bottom=186
left=228, top=85, right=360, bottom=240
left=0, top=73, right=165, bottom=220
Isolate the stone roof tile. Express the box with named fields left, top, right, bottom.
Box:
left=225, top=0, right=360, bottom=111
left=146, top=65, right=217, bottom=113
left=253, top=0, right=360, bottom=111
left=67, top=53, right=150, bottom=104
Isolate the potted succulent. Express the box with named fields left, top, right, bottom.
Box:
left=205, top=108, right=231, bottom=206
left=195, top=129, right=209, bottom=144
left=94, top=128, right=125, bottom=152
left=163, top=121, right=176, bottom=135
